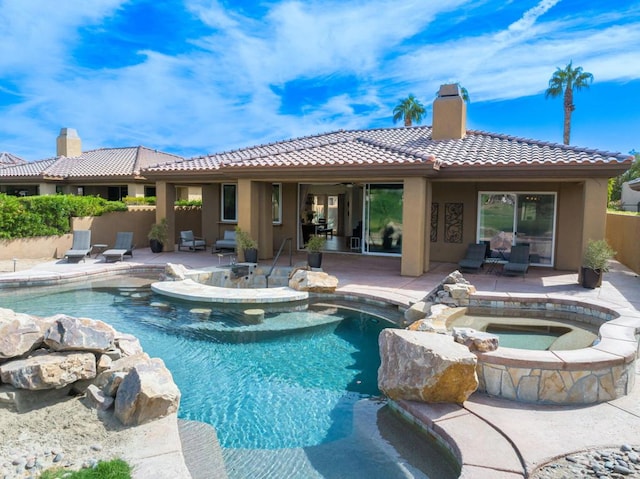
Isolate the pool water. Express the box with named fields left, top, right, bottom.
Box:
left=0, top=278, right=459, bottom=479
left=451, top=314, right=598, bottom=351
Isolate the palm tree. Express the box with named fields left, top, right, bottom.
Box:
left=545, top=61, right=594, bottom=145
left=392, top=94, right=426, bottom=127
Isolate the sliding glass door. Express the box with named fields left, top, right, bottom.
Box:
left=363, top=184, right=403, bottom=255
left=477, top=192, right=556, bottom=266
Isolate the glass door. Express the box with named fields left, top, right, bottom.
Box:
left=478, top=192, right=556, bottom=266
left=364, top=184, right=403, bottom=255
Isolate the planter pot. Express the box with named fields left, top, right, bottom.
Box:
left=244, top=248, right=258, bottom=263
left=581, top=267, right=602, bottom=289
left=308, top=252, right=323, bottom=269
left=149, top=239, right=164, bottom=253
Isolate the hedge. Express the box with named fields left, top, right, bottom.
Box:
left=0, top=194, right=127, bottom=239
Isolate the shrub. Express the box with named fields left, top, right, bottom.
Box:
left=0, top=194, right=126, bottom=239
left=582, top=239, right=616, bottom=272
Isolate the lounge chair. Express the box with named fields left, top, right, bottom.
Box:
left=458, top=243, right=486, bottom=273
left=503, top=244, right=530, bottom=277
left=178, top=230, right=206, bottom=251
left=64, top=230, right=92, bottom=263
left=102, top=232, right=135, bottom=262
left=213, top=230, right=236, bottom=251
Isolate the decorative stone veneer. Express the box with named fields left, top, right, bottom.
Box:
left=465, top=293, right=640, bottom=404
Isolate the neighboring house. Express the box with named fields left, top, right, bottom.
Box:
left=623, top=178, right=640, bottom=212
left=0, top=152, right=26, bottom=169
left=141, top=84, right=632, bottom=276
left=0, top=128, right=185, bottom=200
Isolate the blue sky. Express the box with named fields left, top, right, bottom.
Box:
left=1, top=0, right=639, bottom=161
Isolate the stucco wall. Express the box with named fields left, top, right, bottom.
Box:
left=0, top=207, right=202, bottom=260
left=606, top=212, right=640, bottom=274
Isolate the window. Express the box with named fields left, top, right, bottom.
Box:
left=221, top=184, right=237, bottom=222
left=272, top=183, right=282, bottom=224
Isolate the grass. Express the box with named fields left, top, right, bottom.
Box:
left=40, top=459, right=131, bottom=479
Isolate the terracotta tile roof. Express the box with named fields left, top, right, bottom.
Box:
left=0, top=147, right=185, bottom=180
left=0, top=158, right=58, bottom=177
left=143, top=126, right=631, bottom=174
left=0, top=152, right=27, bottom=168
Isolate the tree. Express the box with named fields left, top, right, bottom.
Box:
left=392, top=94, right=426, bottom=127
left=545, top=61, right=594, bottom=145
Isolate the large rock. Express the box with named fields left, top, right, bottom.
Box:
left=115, top=333, right=143, bottom=357
left=378, top=329, right=478, bottom=404
left=288, top=270, right=339, bottom=293
left=452, top=327, right=499, bottom=352
left=0, top=351, right=96, bottom=390
left=44, top=315, right=116, bottom=353
left=404, top=301, right=432, bottom=323
left=115, top=358, right=180, bottom=426
left=0, top=308, right=44, bottom=360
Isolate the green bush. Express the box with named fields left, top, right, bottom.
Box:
left=0, top=194, right=126, bottom=239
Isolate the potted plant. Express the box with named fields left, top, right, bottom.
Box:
left=148, top=218, right=168, bottom=253
left=581, top=239, right=615, bottom=289
left=306, top=234, right=326, bottom=268
left=235, top=226, right=258, bottom=263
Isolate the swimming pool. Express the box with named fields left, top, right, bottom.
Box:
left=0, top=276, right=459, bottom=478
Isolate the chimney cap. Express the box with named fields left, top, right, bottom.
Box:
left=438, top=84, right=461, bottom=97
left=58, top=128, right=79, bottom=138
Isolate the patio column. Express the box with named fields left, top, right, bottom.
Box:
left=39, top=183, right=56, bottom=195
left=127, top=183, right=145, bottom=198
left=580, top=177, right=609, bottom=254
left=401, top=177, right=431, bottom=276
left=156, top=181, right=176, bottom=252
left=237, top=180, right=273, bottom=260
left=201, top=184, right=219, bottom=247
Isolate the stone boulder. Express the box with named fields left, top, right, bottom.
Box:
left=44, top=315, right=116, bottom=353
left=163, top=263, right=190, bottom=281
left=404, top=301, right=432, bottom=323
left=378, top=329, right=478, bottom=404
left=115, top=358, right=181, bottom=426
left=115, top=333, right=143, bottom=357
left=452, top=327, right=499, bottom=352
left=0, top=308, right=44, bottom=360
left=288, top=270, right=339, bottom=293
left=0, top=351, right=96, bottom=390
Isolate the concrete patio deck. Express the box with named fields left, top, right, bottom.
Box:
left=1, top=249, right=638, bottom=478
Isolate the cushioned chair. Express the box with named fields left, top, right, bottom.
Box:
left=179, top=230, right=206, bottom=251
left=503, top=244, right=530, bottom=277
left=214, top=230, right=236, bottom=251
left=102, top=232, right=135, bottom=262
left=458, top=243, right=486, bottom=273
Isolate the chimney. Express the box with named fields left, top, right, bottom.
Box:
left=56, top=128, right=82, bottom=157
left=432, top=84, right=466, bottom=140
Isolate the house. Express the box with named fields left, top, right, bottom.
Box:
left=141, top=84, right=632, bottom=276
left=0, top=128, right=187, bottom=200
left=1, top=85, right=632, bottom=276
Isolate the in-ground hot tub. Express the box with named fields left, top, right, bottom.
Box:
left=451, top=294, right=640, bottom=404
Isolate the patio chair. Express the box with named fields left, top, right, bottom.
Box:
left=64, top=230, right=92, bottom=263
left=458, top=243, right=486, bottom=273
left=213, top=230, right=236, bottom=251
left=178, top=230, right=206, bottom=251
left=102, top=232, right=135, bottom=262
left=502, top=244, right=530, bottom=277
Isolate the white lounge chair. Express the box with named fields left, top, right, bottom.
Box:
left=102, top=232, right=135, bottom=262
left=64, top=230, right=92, bottom=263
